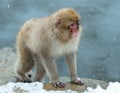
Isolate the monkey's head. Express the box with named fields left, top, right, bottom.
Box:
left=52, top=8, right=81, bottom=42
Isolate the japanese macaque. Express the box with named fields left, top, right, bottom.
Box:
left=15, top=8, right=83, bottom=88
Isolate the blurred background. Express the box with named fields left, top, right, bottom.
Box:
left=0, top=0, right=120, bottom=82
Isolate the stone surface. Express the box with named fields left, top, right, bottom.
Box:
left=44, top=83, right=86, bottom=93
left=44, top=78, right=108, bottom=93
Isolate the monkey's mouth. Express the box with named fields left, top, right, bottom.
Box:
left=69, top=23, right=79, bottom=37
left=71, top=30, right=78, bottom=37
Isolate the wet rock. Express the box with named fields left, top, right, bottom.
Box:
left=44, top=82, right=87, bottom=93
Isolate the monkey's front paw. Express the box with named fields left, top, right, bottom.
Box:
left=52, top=82, right=65, bottom=88
left=71, top=80, right=84, bottom=86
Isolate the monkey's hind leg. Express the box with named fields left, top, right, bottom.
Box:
left=15, top=47, right=34, bottom=83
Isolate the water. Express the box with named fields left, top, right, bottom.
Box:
left=0, top=0, right=120, bottom=82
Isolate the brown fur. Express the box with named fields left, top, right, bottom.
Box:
left=15, top=8, right=83, bottom=87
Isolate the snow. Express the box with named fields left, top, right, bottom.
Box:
left=7, top=4, right=10, bottom=8
left=0, top=82, right=77, bottom=93
left=0, top=82, right=120, bottom=93
left=84, top=82, right=120, bottom=93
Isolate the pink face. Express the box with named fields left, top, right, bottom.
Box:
left=69, top=23, right=79, bottom=37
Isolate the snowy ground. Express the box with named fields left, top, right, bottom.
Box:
left=0, top=82, right=120, bottom=93
left=84, top=82, right=120, bottom=93
left=0, top=82, right=77, bottom=93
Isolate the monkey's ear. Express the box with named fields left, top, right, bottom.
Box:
left=55, top=17, right=61, bottom=26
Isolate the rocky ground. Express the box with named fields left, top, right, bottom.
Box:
left=0, top=47, right=108, bottom=93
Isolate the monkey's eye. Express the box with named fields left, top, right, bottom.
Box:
left=68, top=23, right=77, bottom=30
